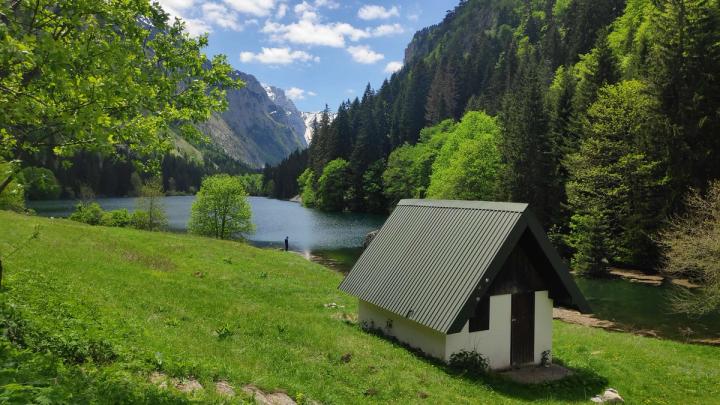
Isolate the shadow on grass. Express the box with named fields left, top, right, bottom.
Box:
left=355, top=323, right=607, bottom=403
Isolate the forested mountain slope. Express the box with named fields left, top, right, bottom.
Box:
left=265, top=0, right=720, bottom=275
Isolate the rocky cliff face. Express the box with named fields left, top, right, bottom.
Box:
left=196, top=70, right=307, bottom=168
left=262, top=84, right=307, bottom=146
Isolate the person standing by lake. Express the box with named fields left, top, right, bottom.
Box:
left=284, top=236, right=289, bottom=251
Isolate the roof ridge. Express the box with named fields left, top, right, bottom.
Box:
left=397, top=199, right=528, bottom=212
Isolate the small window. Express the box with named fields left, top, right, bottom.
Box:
left=469, top=297, right=490, bottom=332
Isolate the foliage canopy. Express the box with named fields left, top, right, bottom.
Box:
left=189, top=174, right=254, bottom=239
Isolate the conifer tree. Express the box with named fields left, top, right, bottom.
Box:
left=649, top=0, right=720, bottom=198
left=499, top=52, right=557, bottom=226
left=566, top=81, right=670, bottom=272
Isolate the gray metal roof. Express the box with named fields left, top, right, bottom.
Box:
left=339, top=199, right=590, bottom=334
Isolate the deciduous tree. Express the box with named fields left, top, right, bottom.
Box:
left=659, top=181, right=720, bottom=315
left=189, top=175, right=254, bottom=239
left=316, top=159, right=349, bottom=212
left=0, top=0, right=242, bottom=194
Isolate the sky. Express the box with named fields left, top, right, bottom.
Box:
left=155, top=0, right=459, bottom=112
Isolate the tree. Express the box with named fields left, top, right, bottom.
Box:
left=297, top=168, right=317, bottom=207
left=382, top=143, right=435, bottom=206
left=238, top=174, right=264, bottom=196
left=426, top=56, right=461, bottom=124
left=571, top=28, right=621, bottom=118
left=499, top=53, right=558, bottom=226
left=566, top=81, right=670, bottom=274
left=362, top=160, right=387, bottom=214
left=659, top=181, right=720, bottom=315
left=316, top=159, right=350, bottom=212
left=0, top=161, right=24, bottom=211
left=17, top=167, right=60, bottom=200
left=133, top=178, right=168, bottom=231
left=382, top=118, right=457, bottom=207
left=649, top=0, right=720, bottom=200
left=189, top=175, right=254, bottom=239
left=427, top=111, right=503, bottom=200
left=0, top=0, right=242, bottom=194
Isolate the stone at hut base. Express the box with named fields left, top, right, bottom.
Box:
left=591, top=388, right=624, bottom=403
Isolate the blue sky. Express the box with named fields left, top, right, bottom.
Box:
left=156, top=0, right=459, bottom=112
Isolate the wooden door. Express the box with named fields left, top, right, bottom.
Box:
left=511, top=292, right=535, bottom=366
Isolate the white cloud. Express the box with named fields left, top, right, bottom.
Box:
left=384, top=61, right=403, bottom=73
left=371, top=23, right=404, bottom=37
left=258, top=0, right=402, bottom=48
left=307, top=91, right=318, bottom=96
left=275, top=3, right=287, bottom=18
left=408, top=13, right=420, bottom=21
left=183, top=18, right=213, bottom=36
left=157, top=0, right=195, bottom=11
left=286, top=87, right=310, bottom=100
left=333, top=22, right=370, bottom=41
left=239, top=47, right=319, bottom=64
left=293, top=1, right=319, bottom=21
left=358, top=5, right=399, bottom=20
left=314, top=0, right=339, bottom=9
left=345, top=88, right=355, bottom=94
left=223, top=0, right=276, bottom=17
left=263, top=19, right=367, bottom=47
left=347, top=45, right=384, bottom=64
left=262, top=20, right=399, bottom=47
left=202, top=3, right=243, bottom=31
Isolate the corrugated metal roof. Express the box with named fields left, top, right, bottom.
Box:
left=339, top=199, right=590, bottom=334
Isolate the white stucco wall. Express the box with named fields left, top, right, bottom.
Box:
left=533, top=290, right=553, bottom=364
left=358, top=290, right=553, bottom=371
left=445, top=294, right=512, bottom=370
left=358, top=300, right=446, bottom=359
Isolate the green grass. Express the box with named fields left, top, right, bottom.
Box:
left=1, top=211, right=719, bottom=404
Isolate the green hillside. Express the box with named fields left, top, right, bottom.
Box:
left=1, top=212, right=718, bottom=403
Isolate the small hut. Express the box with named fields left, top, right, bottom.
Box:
left=339, top=200, right=590, bottom=370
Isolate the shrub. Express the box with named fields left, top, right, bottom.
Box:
left=130, top=210, right=151, bottom=230
left=69, top=203, right=104, bottom=225
left=448, top=350, right=488, bottom=374
left=133, top=178, right=167, bottom=231
left=100, top=209, right=131, bottom=227
left=659, top=181, right=720, bottom=315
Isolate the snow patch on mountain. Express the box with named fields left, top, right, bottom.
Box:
left=301, top=111, right=336, bottom=144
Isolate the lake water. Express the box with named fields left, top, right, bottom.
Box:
left=28, top=196, right=720, bottom=342
left=28, top=196, right=386, bottom=261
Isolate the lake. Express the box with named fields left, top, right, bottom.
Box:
left=28, top=196, right=720, bottom=343
left=28, top=196, right=386, bottom=267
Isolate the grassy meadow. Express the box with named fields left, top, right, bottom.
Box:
left=0, top=211, right=719, bottom=404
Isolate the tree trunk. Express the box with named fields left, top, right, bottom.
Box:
left=0, top=258, right=3, bottom=289
left=0, top=173, right=14, bottom=195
